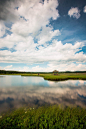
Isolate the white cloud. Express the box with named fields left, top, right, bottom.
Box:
left=0, top=0, right=59, bottom=39
left=18, top=0, right=59, bottom=20
left=0, top=33, right=37, bottom=49
left=11, top=0, right=59, bottom=37
left=68, top=7, right=80, bottom=19
left=0, top=0, right=60, bottom=50
left=0, top=66, right=2, bottom=70
left=14, top=36, right=36, bottom=51
left=0, top=62, right=86, bottom=72
left=0, top=33, right=23, bottom=48
left=4, top=65, right=13, bottom=70
left=36, top=26, right=60, bottom=45
left=0, top=21, right=6, bottom=37
left=0, top=0, right=86, bottom=72
left=0, top=40, right=86, bottom=67
left=83, top=6, right=86, bottom=13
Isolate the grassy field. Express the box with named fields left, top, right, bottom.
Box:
left=21, top=73, right=86, bottom=81
left=0, top=72, right=86, bottom=81
left=0, top=105, right=86, bottom=129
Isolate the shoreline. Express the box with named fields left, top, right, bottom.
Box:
left=0, top=73, right=86, bottom=81
left=21, top=73, right=86, bottom=81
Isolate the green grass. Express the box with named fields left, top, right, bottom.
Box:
left=21, top=73, right=86, bottom=81
left=0, top=105, right=86, bottom=129
left=0, top=73, right=22, bottom=75
left=1, top=73, right=86, bottom=81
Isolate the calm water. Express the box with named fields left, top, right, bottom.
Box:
left=0, top=75, right=86, bottom=114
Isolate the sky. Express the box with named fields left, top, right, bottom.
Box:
left=0, top=0, right=86, bottom=72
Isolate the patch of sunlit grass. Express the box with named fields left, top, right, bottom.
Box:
left=21, top=73, right=86, bottom=81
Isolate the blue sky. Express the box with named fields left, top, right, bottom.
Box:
left=0, top=0, right=86, bottom=72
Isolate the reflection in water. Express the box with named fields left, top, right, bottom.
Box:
left=0, top=75, right=86, bottom=114
left=0, top=75, right=49, bottom=87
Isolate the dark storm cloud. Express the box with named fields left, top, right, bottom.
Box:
left=0, top=0, right=23, bottom=22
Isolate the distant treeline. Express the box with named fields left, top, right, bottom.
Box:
left=0, top=70, right=52, bottom=74
left=60, top=71, right=86, bottom=73
left=0, top=70, right=86, bottom=74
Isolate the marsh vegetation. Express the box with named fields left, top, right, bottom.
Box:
left=21, top=73, right=86, bottom=81
left=0, top=105, right=86, bottom=129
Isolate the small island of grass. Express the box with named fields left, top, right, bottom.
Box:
left=21, top=72, right=86, bottom=81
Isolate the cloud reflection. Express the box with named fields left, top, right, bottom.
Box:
left=0, top=77, right=86, bottom=114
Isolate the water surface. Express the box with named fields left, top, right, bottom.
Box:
left=0, top=75, right=86, bottom=114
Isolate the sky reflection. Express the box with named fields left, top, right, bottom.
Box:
left=0, top=75, right=86, bottom=114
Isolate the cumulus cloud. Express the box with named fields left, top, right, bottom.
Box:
left=4, top=65, right=13, bottom=70
left=11, top=0, right=59, bottom=37
left=17, top=0, right=59, bottom=21
left=36, top=26, right=61, bottom=45
left=83, top=6, right=86, bottom=13
left=68, top=7, right=80, bottom=19
left=0, top=0, right=20, bottom=22
left=0, top=0, right=86, bottom=72
left=0, top=39, right=86, bottom=71
left=0, top=62, right=86, bottom=72
left=0, top=35, right=17, bottom=48
left=14, top=36, right=36, bottom=51
left=0, top=21, right=6, bottom=37
left=25, top=63, right=86, bottom=72
left=0, top=0, right=59, bottom=37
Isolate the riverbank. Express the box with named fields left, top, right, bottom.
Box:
left=21, top=73, right=86, bottom=81
left=0, top=72, right=86, bottom=81
left=0, top=105, right=86, bottom=129
left=1, top=73, right=86, bottom=81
